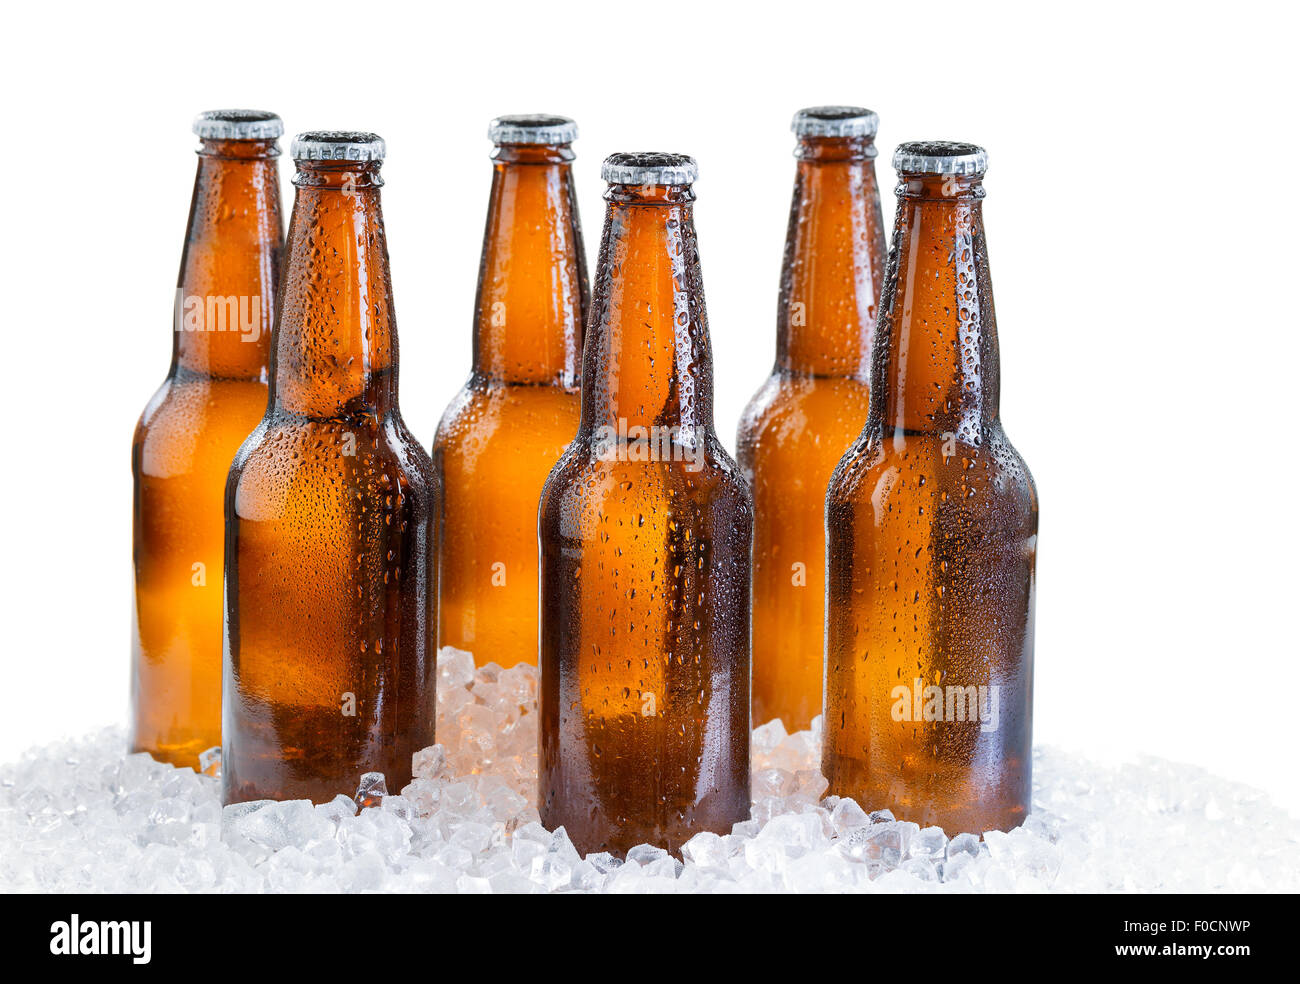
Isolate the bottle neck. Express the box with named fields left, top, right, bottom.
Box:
left=777, top=136, right=886, bottom=378
left=270, top=162, right=400, bottom=418
left=473, top=143, right=587, bottom=387
left=580, top=185, right=714, bottom=435
left=174, top=138, right=282, bottom=379
left=869, top=173, right=1000, bottom=440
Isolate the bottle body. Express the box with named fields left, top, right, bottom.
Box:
left=539, top=161, right=752, bottom=855
left=539, top=444, right=752, bottom=855
left=131, top=129, right=282, bottom=768
left=434, top=134, right=587, bottom=667
left=823, top=152, right=1037, bottom=833
left=738, top=377, right=869, bottom=731
left=222, top=142, right=438, bottom=803
left=737, top=120, right=885, bottom=732
left=824, top=425, right=1036, bottom=832
left=223, top=411, right=437, bottom=802
left=436, top=387, right=578, bottom=666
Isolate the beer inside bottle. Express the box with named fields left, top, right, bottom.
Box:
left=539, top=153, right=753, bottom=856
left=737, top=106, right=886, bottom=733
left=131, top=110, right=283, bottom=769
left=435, top=115, right=588, bottom=668
left=824, top=142, right=1038, bottom=834
left=223, top=132, right=439, bottom=804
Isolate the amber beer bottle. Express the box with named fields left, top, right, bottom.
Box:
left=131, top=111, right=284, bottom=769
left=434, top=115, right=588, bottom=668
left=737, top=107, right=886, bottom=733
left=222, top=132, right=439, bottom=804
left=539, top=154, right=753, bottom=856
left=824, top=142, right=1038, bottom=833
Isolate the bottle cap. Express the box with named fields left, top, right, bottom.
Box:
left=792, top=106, right=878, bottom=139
left=290, top=131, right=386, bottom=162
left=601, top=152, right=698, bottom=186
left=893, top=140, right=988, bottom=176
left=192, top=110, right=283, bottom=141
left=488, top=114, right=578, bottom=145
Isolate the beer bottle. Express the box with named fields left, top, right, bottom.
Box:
left=131, top=110, right=284, bottom=769
left=434, top=115, right=588, bottom=668
left=736, top=106, right=886, bottom=733
left=539, top=154, right=753, bottom=856
left=823, top=142, right=1038, bottom=833
left=222, top=132, right=439, bottom=804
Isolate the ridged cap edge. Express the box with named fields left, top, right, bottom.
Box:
left=602, top=152, right=698, bottom=186
left=193, top=110, right=283, bottom=140
left=892, top=140, right=988, bottom=176
left=290, top=131, right=386, bottom=162
left=489, top=114, right=578, bottom=145
left=792, top=106, right=878, bottom=139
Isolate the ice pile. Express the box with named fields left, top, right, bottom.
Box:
left=2, top=648, right=1297, bottom=893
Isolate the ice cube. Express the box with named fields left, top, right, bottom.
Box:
left=354, top=772, right=388, bottom=809
left=948, top=832, right=982, bottom=858
left=437, top=647, right=477, bottom=690
left=198, top=747, right=222, bottom=778
left=381, top=795, right=415, bottom=822
left=910, top=825, right=948, bottom=861
left=752, top=767, right=794, bottom=800
left=626, top=843, right=671, bottom=866
left=901, top=857, right=939, bottom=882
left=681, top=831, right=728, bottom=869
left=411, top=745, right=448, bottom=781
left=317, top=793, right=358, bottom=822
left=830, top=798, right=870, bottom=834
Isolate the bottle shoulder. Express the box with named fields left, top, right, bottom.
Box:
left=434, top=380, right=580, bottom=454
left=432, top=376, right=485, bottom=443
left=135, top=376, right=268, bottom=479
left=737, top=373, right=871, bottom=461
left=737, top=372, right=783, bottom=425
left=541, top=438, right=753, bottom=518
left=135, top=377, right=174, bottom=432
left=739, top=373, right=870, bottom=425
left=137, top=374, right=267, bottom=427
left=231, top=412, right=435, bottom=491
left=385, top=417, right=438, bottom=489
left=828, top=426, right=1037, bottom=514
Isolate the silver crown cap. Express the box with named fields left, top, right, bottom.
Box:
left=792, top=106, right=879, bottom=139
left=489, top=114, right=578, bottom=145
left=602, top=152, right=698, bottom=186
left=291, top=131, right=386, bottom=162
left=193, top=110, right=283, bottom=140
left=893, top=141, right=988, bottom=176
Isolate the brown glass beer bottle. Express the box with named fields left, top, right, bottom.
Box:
left=737, top=107, right=886, bottom=733
left=539, top=154, right=753, bottom=856
left=222, top=132, right=439, bottom=804
left=434, top=115, right=588, bottom=668
left=131, top=110, right=284, bottom=769
left=823, top=142, right=1038, bottom=833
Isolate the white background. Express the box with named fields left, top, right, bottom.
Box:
left=2, top=1, right=1297, bottom=810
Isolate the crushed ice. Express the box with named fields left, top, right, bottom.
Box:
left=3, top=648, right=1297, bottom=893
